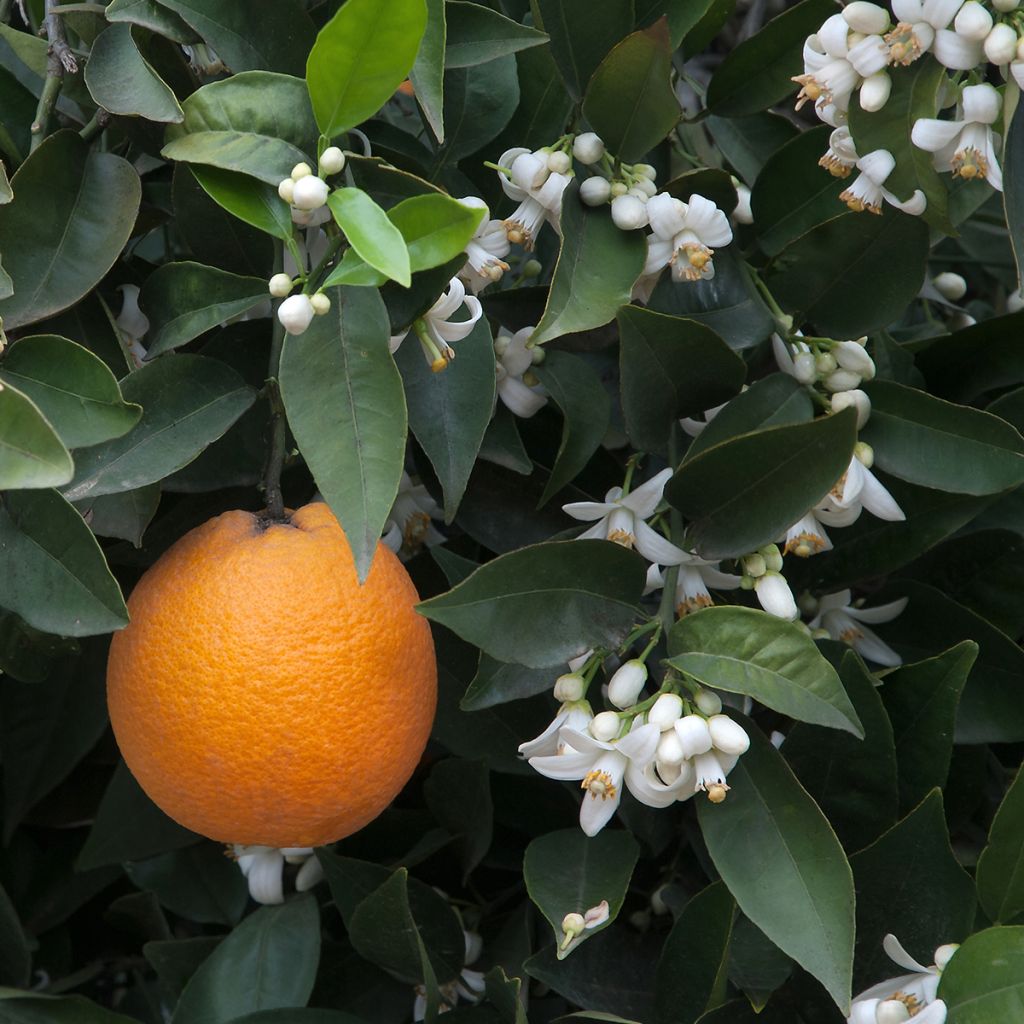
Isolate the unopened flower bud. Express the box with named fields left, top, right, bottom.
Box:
left=762, top=547, right=784, bottom=573
left=590, top=711, right=620, bottom=741
left=610, top=181, right=628, bottom=198
left=607, top=659, right=648, bottom=709
left=985, top=23, right=1019, bottom=63
left=292, top=175, right=329, bottom=211
left=1009, top=288, right=1024, bottom=313
left=278, top=178, right=295, bottom=203
left=831, top=388, right=872, bottom=429
left=633, top=163, right=657, bottom=180
left=657, top=729, right=686, bottom=765
left=793, top=351, right=817, bottom=383
left=693, top=688, right=722, bottom=716
left=708, top=714, right=750, bottom=755
left=842, top=1, right=889, bottom=34
left=291, top=162, right=313, bottom=180
left=815, top=352, right=838, bottom=375
left=854, top=440, right=875, bottom=468
left=511, top=152, right=548, bottom=191
left=547, top=150, right=571, bottom=174
left=859, top=70, right=891, bottom=112
left=798, top=591, right=819, bottom=616
left=530, top=345, right=545, bottom=365
left=824, top=368, right=863, bottom=393
left=522, top=259, right=542, bottom=278
left=954, top=1, right=993, bottom=41
left=580, top=176, right=612, bottom=206
left=834, top=340, right=876, bottom=379
left=554, top=671, right=585, bottom=702
left=626, top=186, right=650, bottom=201
left=268, top=273, right=292, bottom=298
left=675, top=714, right=713, bottom=758
left=733, top=184, right=753, bottom=224
left=648, top=692, right=683, bottom=730
left=277, top=294, right=315, bottom=336
left=310, top=292, right=331, bottom=315
left=573, top=132, right=605, bottom=164
left=611, top=194, right=649, bottom=230
left=319, top=146, right=346, bottom=175
left=743, top=553, right=767, bottom=578
left=934, top=943, right=959, bottom=969
left=933, top=271, right=968, bottom=301
left=755, top=572, right=798, bottom=620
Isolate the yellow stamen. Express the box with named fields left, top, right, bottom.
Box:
left=607, top=528, right=635, bottom=548
left=884, top=24, right=922, bottom=65
left=839, top=626, right=864, bottom=645
left=792, top=74, right=825, bottom=110
left=705, top=782, right=729, bottom=803
left=784, top=532, right=827, bottom=558
left=582, top=769, right=617, bottom=801
left=890, top=991, right=922, bottom=1016
left=952, top=148, right=987, bottom=181
left=819, top=153, right=853, bottom=178
left=403, top=511, right=431, bottom=550
left=839, top=189, right=882, bottom=215
left=677, top=593, right=713, bottom=618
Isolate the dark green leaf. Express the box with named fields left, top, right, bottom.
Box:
left=145, top=937, right=223, bottom=1003
left=0, top=132, right=141, bottom=330
left=106, top=0, right=198, bottom=43
left=417, top=540, right=646, bottom=668
left=663, top=168, right=739, bottom=214
left=306, top=0, right=427, bottom=137
left=668, top=607, right=862, bottom=735
left=582, top=20, right=679, bottom=163
left=0, top=335, right=141, bottom=449
left=707, top=112, right=799, bottom=187
left=439, top=54, right=520, bottom=162
left=445, top=2, right=547, bottom=67
left=489, top=43, right=574, bottom=155
left=0, top=995, right=139, bottom=1024
left=328, top=188, right=411, bottom=286
left=0, top=881, right=29, bottom=987
left=0, top=381, right=74, bottom=489
left=534, top=350, right=611, bottom=505
left=532, top=182, right=646, bottom=344
left=171, top=895, right=321, bottom=1024
left=0, top=489, right=128, bottom=636
left=524, top=828, right=639, bottom=958
left=279, top=286, right=406, bottom=580
left=460, top=654, right=559, bottom=710
left=410, top=0, right=446, bottom=141
left=617, top=305, right=746, bottom=453
left=189, top=165, right=293, bottom=243
left=77, top=484, right=161, bottom=547
left=63, top=355, right=256, bottom=501
left=1005, top=88, right=1024, bottom=285
left=697, top=718, right=855, bottom=1013
left=666, top=408, right=858, bottom=560
left=940, top=926, right=1024, bottom=1024
left=423, top=759, right=493, bottom=878
left=977, top=766, right=1024, bottom=924
left=84, top=23, right=183, bottom=122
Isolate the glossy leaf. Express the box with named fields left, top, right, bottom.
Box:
left=582, top=21, right=679, bottom=163
left=418, top=540, right=646, bottom=668
left=940, top=926, right=1024, bottom=1024
left=439, top=54, right=520, bottom=163
left=76, top=484, right=161, bottom=547
left=666, top=407, right=858, bottom=560
left=140, top=262, right=267, bottom=359
left=445, top=2, right=547, bottom=67
left=0, top=382, right=74, bottom=489
left=617, top=305, right=746, bottom=453
left=171, top=895, right=321, bottom=1024
left=0, top=489, right=128, bottom=637
left=190, top=166, right=293, bottom=243
left=861, top=380, right=1024, bottom=496
left=524, top=829, right=639, bottom=958
left=668, top=607, right=863, bottom=736
left=329, top=188, right=411, bottom=286
left=707, top=111, right=799, bottom=187
left=534, top=351, right=611, bottom=505
left=306, top=0, right=427, bottom=137
left=84, top=23, right=183, bottom=122
left=0, top=995, right=139, bottom=1024
left=977, top=767, right=1024, bottom=924
left=410, top=0, right=446, bottom=141
left=0, top=335, right=141, bottom=450
left=460, top=654, right=560, bottom=711
left=535, top=0, right=632, bottom=99
left=531, top=183, right=646, bottom=345
left=105, top=0, right=198, bottom=44
left=697, top=718, right=855, bottom=1013
left=279, top=286, right=406, bottom=580
left=0, top=132, right=141, bottom=330
left=63, top=355, right=256, bottom=502
left=490, top=43, right=574, bottom=155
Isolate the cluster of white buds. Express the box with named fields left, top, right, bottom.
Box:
left=495, top=144, right=574, bottom=250
left=274, top=288, right=331, bottom=336
left=493, top=326, right=547, bottom=419
left=571, top=130, right=659, bottom=232
left=278, top=160, right=329, bottom=227
left=773, top=333, right=876, bottom=403
left=738, top=544, right=800, bottom=620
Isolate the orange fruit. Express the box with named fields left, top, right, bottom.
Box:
left=106, top=502, right=437, bottom=848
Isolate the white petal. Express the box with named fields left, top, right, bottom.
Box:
left=647, top=192, right=688, bottom=239
left=644, top=236, right=675, bottom=276
left=848, top=596, right=909, bottom=624
left=295, top=855, right=325, bottom=891
left=683, top=194, right=734, bottom=247
left=922, top=0, right=963, bottom=29
left=617, top=722, right=661, bottom=763
left=529, top=750, right=596, bottom=781
left=243, top=849, right=285, bottom=905
left=911, top=117, right=964, bottom=153
left=914, top=1000, right=948, bottom=1024
left=884, top=934, right=932, bottom=974
left=859, top=467, right=906, bottom=521
left=625, top=759, right=691, bottom=807
left=961, top=82, right=1001, bottom=124
left=853, top=626, right=904, bottom=667
left=518, top=713, right=566, bottom=758
left=633, top=520, right=689, bottom=564
left=433, top=296, right=483, bottom=343
left=818, top=589, right=853, bottom=613
left=818, top=13, right=851, bottom=57
left=848, top=998, right=883, bottom=1024
left=562, top=501, right=614, bottom=522
left=893, top=0, right=925, bottom=20
left=619, top=467, right=674, bottom=516
left=932, top=28, right=983, bottom=68
left=498, top=376, right=547, bottom=418
left=700, top=566, right=742, bottom=589
left=885, top=187, right=928, bottom=215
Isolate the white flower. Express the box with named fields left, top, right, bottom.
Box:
left=832, top=388, right=872, bottom=428
left=382, top=472, right=445, bottom=557
left=413, top=930, right=486, bottom=1021
left=886, top=0, right=980, bottom=68
left=116, top=284, right=149, bottom=366
left=643, top=192, right=733, bottom=287
left=611, top=194, right=649, bottom=230
left=666, top=712, right=749, bottom=802
left=562, top=468, right=686, bottom=563
left=840, top=149, right=927, bottom=215
left=573, top=132, right=605, bottom=164
left=493, top=326, right=547, bottom=419
left=497, top=148, right=571, bottom=249
left=810, top=590, right=908, bottom=666
left=847, top=934, right=957, bottom=1024
left=783, top=511, right=834, bottom=558
left=755, top=572, right=799, bottom=620
left=645, top=556, right=742, bottom=616
left=679, top=396, right=735, bottom=435
left=518, top=700, right=595, bottom=759
left=528, top=722, right=661, bottom=835
left=277, top=294, right=316, bottom=336
left=911, top=83, right=1003, bottom=190
left=860, top=71, right=892, bottom=112
left=819, top=126, right=860, bottom=178
left=458, top=197, right=510, bottom=293
left=820, top=453, right=906, bottom=523
left=232, top=846, right=323, bottom=905
left=389, top=277, right=483, bottom=370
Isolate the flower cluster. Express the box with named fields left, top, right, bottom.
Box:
left=493, top=325, right=548, bottom=419
left=231, top=844, right=324, bottom=904
left=390, top=276, right=483, bottom=371
left=495, top=144, right=573, bottom=250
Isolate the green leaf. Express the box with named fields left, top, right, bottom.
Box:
left=395, top=314, right=494, bottom=521
left=667, top=607, right=863, bottom=736
left=0, top=489, right=128, bottom=637
left=445, top=2, right=547, bottom=67
left=62, top=355, right=256, bottom=502
left=0, top=994, right=140, bottom=1024
left=328, top=188, right=411, bottom=287
left=0, top=881, right=30, bottom=987
left=423, top=759, right=493, bottom=879
left=665, top=408, right=858, bottom=560
left=490, top=43, right=574, bottom=155
left=656, top=882, right=735, bottom=1024
left=162, top=72, right=318, bottom=186
left=881, top=642, right=976, bottom=814
left=783, top=650, right=899, bottom=849
left=582, top=20, right=679, bottom=163
left=767, top=211, right=930, bottom=338
left=1005, top=88, right=1024, bottom=286
left=1, top=654, right=108, bottom=840
left=531, top=182, right=646, bottom=345
left=438, top=54, right=520, bottom=163
left=84, top=23, right=183, bottom=122
left=171, top=895, right=321, bottom=1024
left=533, top=351, right=611, bottom=505
left=697, top=718, right=855, bottom=1014
left=459, top=654, right=559, bottom=711
left=616, top=305, right=746, bottom=454
left=0, top=335, right=141, bottom=450
left=279, top=286, right=406, bottom=581
left=0, top=381, right=74, bottom=489
left=860, top=380, right=1024, bottom=496
left=410, top=0, right=446, bottom=141
left=190, top=165, right=293, bottom=242
left=750, top=125, right=847, bottom=257
left=524, top=829, right=639, bottom=958
left=706, top=0, right=835, bottom=117
left=105, top=0, right=198, bottom=44
left=153, top=0, right=314, bottom=76
left=418, top=540, right=646, bottom=668
left=0, top=131, right=141, bottom=330
left=663, top=167, right=739, bottom=214
left=536, top=0, right=632, bottom=100
left=707, top=111, right=799, bottom=187
left=940, top=926, right=1024, bottom=1023
left=306, top=0, right=427, bottom=138
left=140, top=262, right=267, bottom=359
left=851, top=791, right=976, bottom=993
left=78, top=762, right=199, bottom=870
left=977, top=766, right=1024, bottom=924
left=848, top=55, right=951, bottom=233
left=0, top=611, right=78, bottom=684
left=75, top=484, right=161, bottom=547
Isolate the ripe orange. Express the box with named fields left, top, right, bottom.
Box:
left=106, top=502, right=437, bottom=848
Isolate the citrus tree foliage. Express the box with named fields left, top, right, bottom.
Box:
left=4, top=0, right=1024, bottom=1022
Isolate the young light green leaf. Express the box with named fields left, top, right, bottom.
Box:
left=328, top=188, right=411, bottom=287
left=977, top=766, right=1024, bottom=924
left=444, top=2, right=548, bottom=68
left=0, top=382, right=74, bottom=489
left=939, top=926, right=1024, bottom=1023
left=418, top=540, right=647, bottom=668
left=306, top=0, right=427, bottom=138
